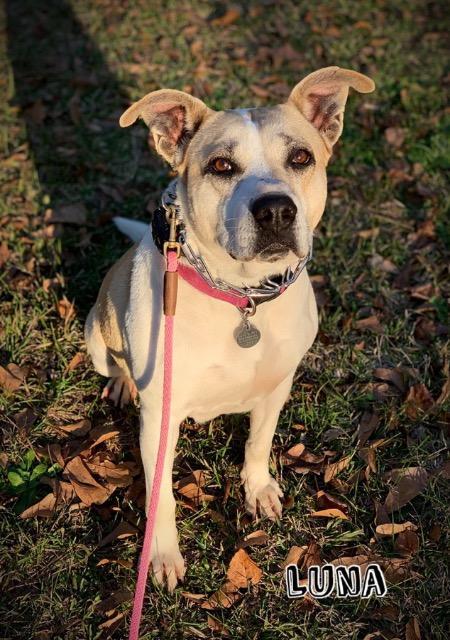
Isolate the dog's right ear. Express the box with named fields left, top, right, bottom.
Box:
left=119, top=89, right=213, bottom=167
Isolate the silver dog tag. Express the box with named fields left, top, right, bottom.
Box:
left=234, top=320, right=261, bottom=348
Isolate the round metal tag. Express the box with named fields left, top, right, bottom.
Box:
left=234, top=321, right=261, bottom=348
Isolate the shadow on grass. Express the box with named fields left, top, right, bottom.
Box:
left=6, top=0, right=160, bottom=315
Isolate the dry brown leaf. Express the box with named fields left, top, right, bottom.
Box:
left=303, top=541, right=321, bottom=569
left=211, top=5, right=242, bottom=27
left=97, top=521, right=139, bottom=548
left=394, top=529, right=419, bottom=557
left=66, top=352, right=85, bottom=371
left=201, top=584, right=242, bottom=610
left=65, top=456, right=111, bottom=506
left=375, top=522, right=417, bottom=537
left=0, top=363, right=27, bottom=392
left=238, top=530, right=268, bottom=549
left=384, top=467, right=428, bottom=513
left=207, top=615, right=230, bottom=636
left=356, top=411, right=379, bottom=447
left=429, top=524, right=441, bottom=542
left=384, top=126, right=406, bottom=148
left=310, top=508, right=349, bottom=520
left=57, top=297, right=75, bottom=321
left=87, top=457, right=133, bottom=488
left=281, top=545, right=307, bottom=569
left=283, top=443, right=306, bottom=460
left=98, top=611, right=126, bottom=631
left=181, top=592, right=207, bottom=602
left=55, top=419, right=91, bottom=437
left=20, top=493, right=57, bottom=519
left=96, top=557, right=133, bottom=569
left=405, top=618, right=421, bottom=640
left=405, top=383, right=435, bottom=419
left=0, top=242, right=10, bottom=267
left=373, top=368, right=406, bottom=392
left=355, top=315, right=382, bottom=333
left=324, top=454, right=353, bottom=483
left=0, top=452, right=8, bottom=469
left=79, top=425, right=120, bottom=455
left=175, top=470, right=214, bottom=505
left=226, top=548, right=262, bottom=589
left=315, top=490, right=349, bottom=515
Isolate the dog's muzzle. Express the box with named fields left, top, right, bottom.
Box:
left=251, top=193, right=299, bottom=260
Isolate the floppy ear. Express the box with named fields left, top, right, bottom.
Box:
left=119, top=89, right=213, bottom=166
left=288, top=66, right=375, bottom=151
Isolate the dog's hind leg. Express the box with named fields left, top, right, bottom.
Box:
left=241, top=373, right=294, bottom=521
left=84, top=307, right=137, bottom=407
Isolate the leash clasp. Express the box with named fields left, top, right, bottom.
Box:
left=163, top=204, right=181, bottom=257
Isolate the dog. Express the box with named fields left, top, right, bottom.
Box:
left=85, top=66, right=375, bottom=590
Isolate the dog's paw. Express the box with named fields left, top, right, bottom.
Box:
left=101, top=375, right=137, bottom=408
left=241, top=469, right=283, bottom=521
left=151, top=542, right=186, bottom=592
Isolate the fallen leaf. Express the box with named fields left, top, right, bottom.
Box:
left=0, top=363, right=27, bottom=392
left=315, top=490, right=349, bottom=514
left=373, top=368, right=406, bottom=393
left=226, top=548, right=262, bottom=589
left=375, top=522, right=417, bottom=537
left=55, top=419, right=91, bottom=437
left=97, top=521, right=139, bottom=548
left=174, top=470, right=214, bottom=505
left=66, top=352, right=85, bottom=371
left=96, top=557, right=133, bottom=569
left=201, top=584, right=242, bottom=610
left=207, top=615, right=230, bottom=636
left=384, top=127, right=406, bottom=148
left=57, top=297, right=75, bottom=322
left=405, top=383, right=435, bottom=419
left=13, top=407, right=38, bottom=431
left=0, top=242, right=10, bottom=267
left=79, top=425, right=120, bottom=454
left=405, top=618, right=421, bottom=640
left=310, top=508, right=349, bottom=520
left=283, top=443, right=306, bottom=460
left=238, top=530, right=268, bottom=549
left=394, top=529, right=419, bottom=557
left=429, top=524, right=441, bottom=542
left=384, top=467, right=428, bottom=513
left=65, top=456, right=111, bottom=506
left=210, top=5, right=242, bottom=27
left=324, top=454, right=352, bottom=483
left=87, top=457, right=133, bottom=487
left=355, top=316, right=382, bottom=333
left=20, top=493, right=57, bottom=519
left=303, top=542, right=321, bottom=569
left=356, top=411, right=379, bottom=447
left=98, top=612, right=126, bottom=631
left=281, top=545, right=307, bottom=569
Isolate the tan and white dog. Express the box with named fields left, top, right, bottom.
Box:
left=85, top=67, right=375, bottom=590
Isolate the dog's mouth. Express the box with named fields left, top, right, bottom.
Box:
left=257, top=243, right=290, bottom=262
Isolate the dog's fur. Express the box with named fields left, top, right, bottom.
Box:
left=85, top=67, right=374, bottom=590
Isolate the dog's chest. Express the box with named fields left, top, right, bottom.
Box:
left=173, top=283, right=317, bottom=420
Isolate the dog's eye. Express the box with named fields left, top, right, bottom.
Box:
left=208, top=157, right=235, bottom=174
left=289, top=149, right=312, bottom=167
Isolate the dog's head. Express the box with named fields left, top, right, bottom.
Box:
left=120, top=67, right=374, bottom=280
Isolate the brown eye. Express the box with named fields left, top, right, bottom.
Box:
left=290, top=149, right=312, bottom=167
left=210, top=157, right=234, bottom=173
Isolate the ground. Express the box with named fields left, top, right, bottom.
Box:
left=0, top=1, right=449, bottom=639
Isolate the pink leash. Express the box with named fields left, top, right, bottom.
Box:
left=128, top=249, right=178, bottom=640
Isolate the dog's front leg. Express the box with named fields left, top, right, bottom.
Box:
left=139, top=397, right=185, bottom=591
left=241, top=374, right=294, bottom=521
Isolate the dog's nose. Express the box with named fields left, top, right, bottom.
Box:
left=250, top=194, right=297, bottom=232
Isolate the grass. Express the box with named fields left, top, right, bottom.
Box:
left=0, top=0, right=449, bottom=638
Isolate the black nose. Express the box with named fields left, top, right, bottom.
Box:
left=250, top=194, right=297, bottom=232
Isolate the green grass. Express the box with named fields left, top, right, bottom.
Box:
left=0, top=1, right=449, bottom=638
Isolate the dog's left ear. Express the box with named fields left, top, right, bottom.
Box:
left=119, top=89, right=213, bottom=166
left=288, top=66, right=375, bottom=151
